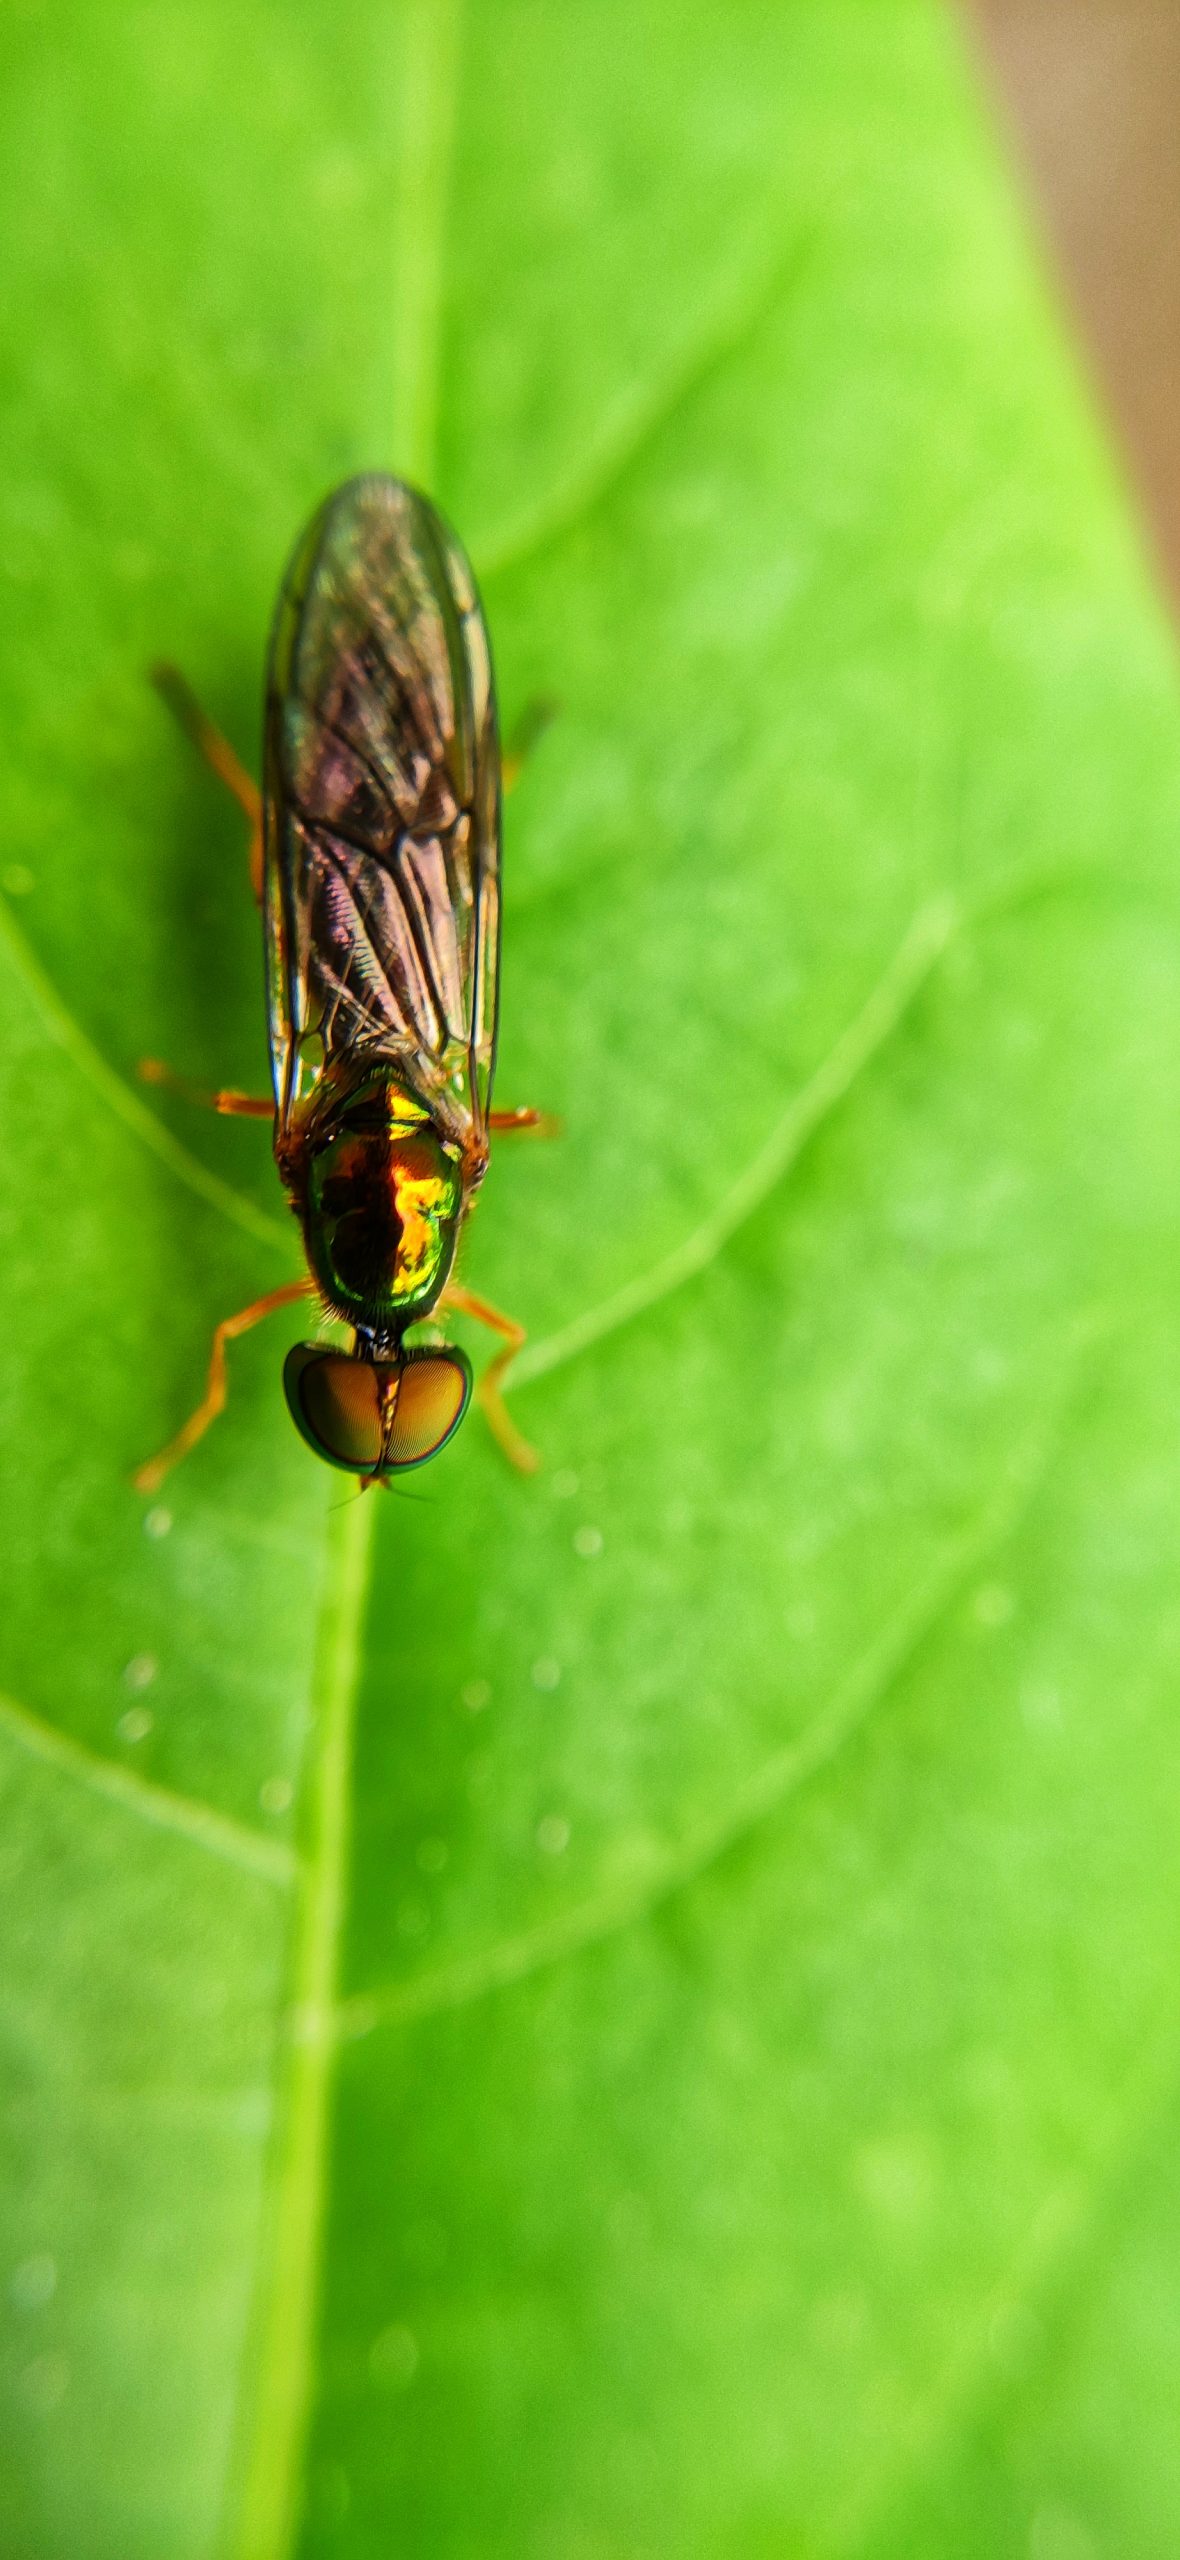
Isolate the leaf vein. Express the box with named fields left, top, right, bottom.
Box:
left=0, top=892, right=292, bottom=1256
left=0, top=1686, right=295, bottom=1886
left=837, top=2032, right=1180, bottom=2555
left=474, top=218, right=818, bottom=582
left=225, top=3, right=462, bottom=2550
left=514, top=894, right=957, bottom=1393
left=341, top=1388, right=1061, bottom=2044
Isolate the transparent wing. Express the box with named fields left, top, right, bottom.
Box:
left=263, top=475, right=500, bottom=1150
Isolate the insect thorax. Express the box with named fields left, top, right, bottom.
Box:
left=294, top=1071, right=465, bottom=1333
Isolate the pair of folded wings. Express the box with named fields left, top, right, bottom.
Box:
left=263, top=474, right=500, bottom=1150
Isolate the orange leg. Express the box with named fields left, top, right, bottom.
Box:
left=152, top=659, right=263, bottom=903
left=134, top=1278, right=316, bottom=1495
left=137, top=1057, right=273, bottom=1118
left=488, top=1106, right=562, bottom=1137
left=441, top=1279, right=538, bottom=1474
left=501, top=694, right=559, bottom=795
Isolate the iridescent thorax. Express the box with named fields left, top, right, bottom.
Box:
left=296, top=1072, right=464, bottom=1333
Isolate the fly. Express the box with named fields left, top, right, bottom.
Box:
left=135, top=474, right=553, bottom=1493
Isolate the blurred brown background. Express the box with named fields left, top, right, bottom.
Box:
left=969, top=0, right=1180, bottom=600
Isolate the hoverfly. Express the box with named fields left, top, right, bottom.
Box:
left=135, top=474, right=551, bottom=1494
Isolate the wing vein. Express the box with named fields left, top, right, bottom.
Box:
left=296, top=707, right=403, bottom=830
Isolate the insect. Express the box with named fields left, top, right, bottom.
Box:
left=135, top=473, right=553, bottom=1495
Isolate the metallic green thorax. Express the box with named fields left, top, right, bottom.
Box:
left=299, top=1073, right=463, bottom=1333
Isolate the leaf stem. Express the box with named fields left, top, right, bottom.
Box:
left=226, top=3, right=460, bottom=2547
left=227, top=1495, right=374, bottom=2560
left=391, top=0, right=462, bottom=486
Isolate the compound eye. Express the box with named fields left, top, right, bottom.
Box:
left=383, top=1350, right=472, bottom=1466
left=283, top=1343, right=472, bottom=1472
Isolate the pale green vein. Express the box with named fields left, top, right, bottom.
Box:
left=340, top=1392, right=1055, bottom=2043
left=0, top=892, right=292, bottom=1255
left=474, top=219, right=816, bottom=582
left=227, top=1495, right=375, bottom=2560
left=5, top=2085, right=275, bottom=2128
left=0, top=1686, right=294, bottom=1887
left=226, top=5, right=460, bottom=2553
left=835, top=2024, right=1180, bottom=2557
left=836, top=2171, right=1091, bottom=2557
left=390, top=0, right=461, bottom=485
left=513, top=893, right=957, bottom=1393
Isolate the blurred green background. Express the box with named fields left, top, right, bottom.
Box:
left=3, top=5, right=1180, bottom=2556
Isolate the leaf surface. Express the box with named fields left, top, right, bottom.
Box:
left=3, top=5, right=1180, bottom=2557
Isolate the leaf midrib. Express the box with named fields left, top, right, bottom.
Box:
left=221, top=6, right=461, bottom=2555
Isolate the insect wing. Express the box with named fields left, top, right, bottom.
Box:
left=263, top=475, right=500, bottom=1149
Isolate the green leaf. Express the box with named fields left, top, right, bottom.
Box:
left=4, top=4, right=1180, bottom=2556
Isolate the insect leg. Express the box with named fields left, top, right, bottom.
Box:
left=501, top=694, right=559, bottom=795
left=151, top=660, right=264, bottom=903
left=137, top=1058, right=273, bottom=1118
left=133, top=1277, right=317, bottom=1494
left=440, top=1280, right=538, bottom=1474
left=488, top=1106, right=562, bottom=1137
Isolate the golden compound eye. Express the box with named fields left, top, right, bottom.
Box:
left=384, top=1353, right=471, bottom=1466
left=283, top=1344, right=472, bottom=1473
